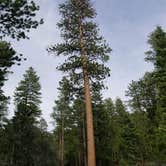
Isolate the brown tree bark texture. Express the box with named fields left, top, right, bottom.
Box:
left=79, top=21, right=96, bottom=166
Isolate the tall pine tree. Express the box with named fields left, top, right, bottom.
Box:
left=48, top=1, right=111, bottom=165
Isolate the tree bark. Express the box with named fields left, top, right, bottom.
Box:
left=10, top=144, right=14, bottom=166
left=59, top=110, right=64, bottom=166
left=79, top=19, right=96, bottom=166
left=82, top=111, right=87, bottom=166
left=61, top=113, right=64, bottom=166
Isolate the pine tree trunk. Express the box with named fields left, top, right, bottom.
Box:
left=141, top=154, right=145, bottom=166
left=79, top=20, right=96, bottom=166
left=10, top=144, right=14, bottom=165
left=82, top=111, right=87, bottom=166
left=78, top=151, right=81, bottom=166
left=83, top=58, right=96, bottom=166
left=59, top=134, right=61, bottom=165
left=61, top=112, right=64, bottom=166
left=59, top=110, right=64, bottom=166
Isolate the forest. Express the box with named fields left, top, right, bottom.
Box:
left=0, top=0, right=166, bottom=166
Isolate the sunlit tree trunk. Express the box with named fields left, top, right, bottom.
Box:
left=79, top=20, right=96, bottom=166
left=82, top=111, right=87, bottom=166
left=59, top=110, right=64, bottom=166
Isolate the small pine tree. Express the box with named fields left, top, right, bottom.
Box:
left=11, top=67, right=42, bottom=166
left=14, top=67, right=41, bottom=119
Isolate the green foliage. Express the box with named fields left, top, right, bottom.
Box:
left=0, top=41, right=23, bottom=127
left=52, top=77, right=87, bottom=165
left=145, top=26, right=166, bottom=163
left=0, top=41, right=20, bottom=83
left=0, top=118, right=57, bottom=166
left=0, top=0, right=42, bottom=126
left=0, top=98, right=9, bottom=127
left=52, top=77, right=73, bottom=134
left=94, top=98, right=113, bottom=165
left=14, top=67, right=42, bottom=119
left=0, top=0, right=43, bottom=40
left=10, top=67, right=42, bottom=165
left=124, top=26, right=166, bottom=165
left=48, top=0, right=111, bottom=91
left=147, top=27, right=166, bottom=119
left=126, top=72, right=157, bottom=123
left=1, top=3, right=166, bottom=166
left=131, top=111, right=152, bottom=164
left=30, top=125, right=57, bottom=166
left=50, top=1, right=111, bottom=164
left=0, top=67, right=58, bottom=166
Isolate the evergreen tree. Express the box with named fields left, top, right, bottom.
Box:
left=52, top=77, right=73, bottom=166
left=126, top=72, right=157, bottom=124
left=126, top=74, right=158, bottom=164
left=33, top=120, right=57, bottom=166
left=14, top=67, right=41, bottom=118
left=71, top=97, right=87, bottom=166
left=120, top=115, right=139, bottom=165
left=48, top=1, right=111, bottom=165
left=113, top=98, right=127, bottom=165
left=0, top=120, right=14, bottom=165
left=146, top=27, right=166, bottom=123
left=0, top=0, right=42, bottom=124
left=38, top=117, right=48, bottom=132
left=125, top=27, right=166, bottom=164
left=131, top=111, right=152, bottom=165
left=11, top=67, right=42, bottom=166
left=0, top=41, right=22, bottom=127
left=2, top=117, right=57, bottom=166
left=94, top=98, right=113, bottom=166
left=145, top=26, right=166, bottom=164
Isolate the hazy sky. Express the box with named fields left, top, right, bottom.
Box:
left=4, top=0, right=166, bottom=129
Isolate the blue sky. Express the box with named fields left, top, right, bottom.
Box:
left=3, top=0, right=166, bottom=129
